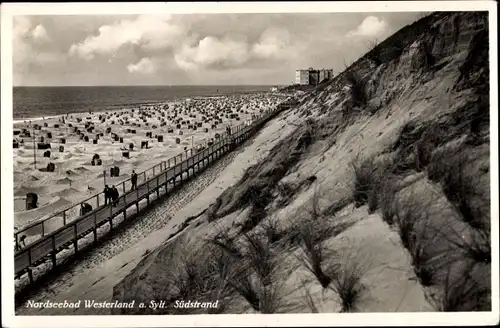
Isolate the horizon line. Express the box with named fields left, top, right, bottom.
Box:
left=13, top=84, right=286, bottom=88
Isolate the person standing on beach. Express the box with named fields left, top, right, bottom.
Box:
left=131, top=170, right=138, bottom=190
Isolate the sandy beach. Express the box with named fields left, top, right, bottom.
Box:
left=12, top=93, right=286, bottom=239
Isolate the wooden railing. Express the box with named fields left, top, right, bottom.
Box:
left=14, top=99, right=296, bottom=283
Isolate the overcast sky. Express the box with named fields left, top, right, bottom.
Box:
left=13, top=12, right=425, bottom=86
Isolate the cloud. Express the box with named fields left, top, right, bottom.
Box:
left=13, top=18, right=60, bottom=70
left=32, top=24, right=50, bottom=42
left=13, top=17, right=32, bottom=66
left=127, top=57, right=156, bottom=74
left=14, top=16, right=32, bottom=39
left=251, top=28, right=292, bottom=59
left=69, top=15, right=184, bottom=60
left=174, top=36, right=250, bottom=70
left=347, top=16, right=388, bottom=37
left=174, top=27, right=295, bottom=71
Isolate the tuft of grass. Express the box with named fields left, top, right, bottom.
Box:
left=211, top=230, right=289, bottom=313
left=432, top=152, right=488, bottom=232
left=330, top=264, right=365, bottom=312
left=276, top=181, right=297, bottom=198
left=351, top=155, right=385, bottom=210
left=408, top=213, right=436, bottom=286
left=421, top=40, right=436, bottom=68
left=157, top=247, right=233, bottom=314
left=328, top=245, right=367, bottom=313
left=296, top=220, right=334, bottom=289
left=377, top=176, right=398, bottom=225
left=228, top=267, right=261, bottom=311
left=258, top=283, right=287, bottom=314
left=242, top=233, right=277, bottom=286
left=428, top=149, right=490, bottom=264
left=351, top=156, right=377, bottom=207
left=430, top=261, right=490, bottom=311
left=438, top=224, right=491, bottom=265
left=393, top=195, right=437, bottom=286
left=367, top=39, right=382, bottom=66
left=413, top=137, right=437, bottom=172
left=205, top=246, right=238, bottom=314
left=393, top=195, right=423, bottom=250
left=239, top=187, right=274, bottom=234
left=345, top=71, right=368, bottom=108
left=208, top=230, right=243, bottom=259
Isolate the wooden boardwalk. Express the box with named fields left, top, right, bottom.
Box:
left=14, top=100, right=296, bottom=285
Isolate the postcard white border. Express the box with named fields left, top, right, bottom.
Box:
left=1, top=1, right=498, bottom=327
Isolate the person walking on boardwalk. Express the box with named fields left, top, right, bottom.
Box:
left=112, top=185, right=119, bottom=206
left=131, top=170, right=138, bottom=190
left=104, top=185, right=110, bottom=205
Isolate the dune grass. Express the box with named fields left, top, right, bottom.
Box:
left=430, top=151, right=488, bottom=232
left=367, top=39, right=383, bottom=66
left=429, top=261, right=490, bottom=311
left=207, top=228, right=292, bottom=313
left=208, top=229, right=243, bottom=260
left=351, top=156, right=378, bottom=208
left=345, top=71, right=368, bottom=109
left=393, top=194, right=439, bottom=286
left=427, top=150, right=490, bottom=264
left=377, top=175, right=398, bottom=225
left=351, top=154, right=396, bottom=214
left=296, top=220, right=334, bottom=289
left=328, top=255, right=366, bottom=313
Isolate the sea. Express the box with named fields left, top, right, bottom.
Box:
left=13, top=85, right=274, bottom=120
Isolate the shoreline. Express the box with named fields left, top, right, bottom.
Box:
left=12, top=101, right=171, bottom=125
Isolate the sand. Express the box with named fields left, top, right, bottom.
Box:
left=12, top=93, right=286, bottom=244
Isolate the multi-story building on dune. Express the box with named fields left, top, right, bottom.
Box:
left=295, top=68, right=334, bottom=85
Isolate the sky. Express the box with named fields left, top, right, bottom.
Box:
left=13, top=12, right=426, bottom=86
